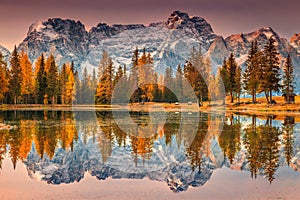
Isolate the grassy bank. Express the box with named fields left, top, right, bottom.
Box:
left=0, top=96, right=300, bottom=116
left=200, top=96, right=300, bottom=116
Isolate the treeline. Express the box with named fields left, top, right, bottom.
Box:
left=0, top=46, right=81, bottom=104
left=96, top=47, right=214, bottom=105
left=219, top=37, right=295, bottom=104
left=0, top=46, right=214, bottom=105
left=0, top=37, right=295, bottom=105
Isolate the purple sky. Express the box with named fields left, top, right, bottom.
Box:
left=0, top=0, right=299, bottom=50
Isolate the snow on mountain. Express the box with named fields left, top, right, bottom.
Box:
left=89, top=23, right=146, bottom=45
left=18, top=18, right=89, bottom=71
left=225, top=27, right=292, bottom=64
left=0, top=44, right=10, bottom=62
left=1, top=10, right=297, bottom=91
left=291, top=33, right=300, bottom=53
left=16, top=11, right=216, bottom=74
left=222, top=27, right=300, bottom=92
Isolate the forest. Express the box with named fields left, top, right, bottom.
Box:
left=0, top=37, right=295, bottom=106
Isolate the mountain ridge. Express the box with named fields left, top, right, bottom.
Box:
left=1, top=10, right=299, bottom=90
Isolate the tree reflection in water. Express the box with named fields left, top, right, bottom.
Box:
left=0, top=110, right=298, bottom=190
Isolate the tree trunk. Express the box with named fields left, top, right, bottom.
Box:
left=270, top=90, right=273, bottom=103
left=264, top=90, right=269, bottom=104
left=200, top=92, right=203, bottom=107
left=230, top=91, right=234, bottom=103
left=14, top=95, right=17, bottom=105
left=287, top=85, right=290, bottom=104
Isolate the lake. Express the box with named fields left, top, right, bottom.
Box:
left=0, top=110, right=300, bottom=199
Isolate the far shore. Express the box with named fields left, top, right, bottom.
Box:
left=0, top=96, right=300, bottom=116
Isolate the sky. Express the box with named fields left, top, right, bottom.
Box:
left=0, top=0, right=299, bottom=51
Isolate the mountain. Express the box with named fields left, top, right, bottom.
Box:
left=291, top=33, right=300, bottom=54
left=0, top=44, right=10, bottom=62
left=0, top=10, right=297, bottom=90
left=17, top=11, right=216, bottom=73
left=222, top=27, right=300, bottom=92
left=224, top=27, right=298, bottom=65
left=18, top=18, right=89, bottom=71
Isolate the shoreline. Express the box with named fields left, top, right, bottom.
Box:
left=1, top=102, right=300, bottom=116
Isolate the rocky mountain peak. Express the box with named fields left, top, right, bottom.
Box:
left=89, top=23, right=145, bottom=45
left=291, top=33, right=300, bottom=50
left=0, top=44, right=10, bottom=62
left=165, top=10, right=214, bottom=35
left=19, top=18, right=89, bottom=70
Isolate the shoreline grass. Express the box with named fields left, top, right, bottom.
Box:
left=1, top=96, right=300, bottom=116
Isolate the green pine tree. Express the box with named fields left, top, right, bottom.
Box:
left=8, top=46, right=22, bottom=104
left=243, top=41, right=263, bottom=104
left=225, top=53, right=238, bottom=103
left=46, top=54, right=59, bottom=104
left=261, top=37, right=281, bottom=104
left=36, top=54, right=47, bottom=104
left=282, top=54, right=295, bottom=103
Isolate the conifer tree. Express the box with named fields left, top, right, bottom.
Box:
left=185, top=46, right=209, bottom=105
left=80, top=67, right=90, bottom=104
left=114, top=65, right=124, bottom=86
left=261, top=37, right=281, bottom=103
left=235, top=65, right=242, bottom=103
left=92, top=68, right=97, bottom=93
left=65, top=63, right=76, bottom=104
left=216, top=68, right=226, bottom=104
left=74, top=69, right=81, bottom=104
left=46, top=54, right=59, bottom=104
left=226, top=53, right=238, bottom=103
left=175, top=64, right=183, bottom=101
left=35, top=54, right=47, bottom=104
left=95, top=51, right=114, bottom=104
left=282, top=54, right=295, bottom=103
left=152, top=72, right=162, bottom=102
left=59, top=64, right=68, bottom=104
left=137, top=49, right=155, bottom=102
left=243, top=41, right=263, bottom=103
left=219, top=59, right=230, bottom=104
left=20, top=52, right=34, bottom=104
left=9, top=46, right=22, bottom=104
left=129, top=47, right=140, bottom=103
left=163, top=66, right=176, bottom=102
left=0, top=53, right=9, bottom=102
left=112, top=65, right=127, bottom=103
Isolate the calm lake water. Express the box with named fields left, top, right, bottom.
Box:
left=0, top=110, right=300, bottom=199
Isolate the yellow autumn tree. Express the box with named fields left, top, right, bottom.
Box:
left=0, top=53, right=9, bottom=102
left=137, top=49, right=155, bottom=102
left=20, top=52, right=34, bottom=104
left=60, top=63, right=76, bottom=104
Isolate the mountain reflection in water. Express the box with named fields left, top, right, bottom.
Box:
left=0, top=110, right=299, bottom=192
